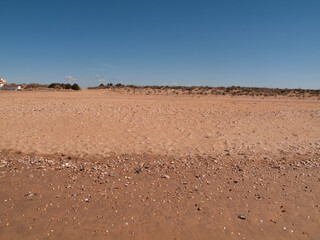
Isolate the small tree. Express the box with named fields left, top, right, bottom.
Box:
left=71, top=83, right=80, bottom=90
left=48, top=83, right=58, bottom=88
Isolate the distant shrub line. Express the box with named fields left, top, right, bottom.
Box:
left=20, top=82, right=320, bottom=98
left=88, top=83, right=320, bottom=98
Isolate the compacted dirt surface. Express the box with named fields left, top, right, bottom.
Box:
left=0, top=90, right=319, bottom=240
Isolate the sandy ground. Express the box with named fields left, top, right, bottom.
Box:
left=0, top=90, right=319, bottom=239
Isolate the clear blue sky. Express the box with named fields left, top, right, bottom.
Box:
left=1, top=0, right=319, bottom=89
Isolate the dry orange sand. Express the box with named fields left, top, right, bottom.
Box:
left=0, top=90, right=319, bottom=240
left=0, top=90, right=319, bottom=158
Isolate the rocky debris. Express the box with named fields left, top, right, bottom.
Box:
left=162, top=174, right=170, bottom=179
left=0, top=160, right=8, bottom=167
left=0, top=151, right=319, bottom=239
left=24, top=193, right=36, bottom=197
left=195, top=204, right=201, bottom=211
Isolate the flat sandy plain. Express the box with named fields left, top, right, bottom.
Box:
left=0, top=90, right=319, bottom=239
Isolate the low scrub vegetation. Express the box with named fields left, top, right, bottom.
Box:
left=24, top=83, right=48, bottom=89
left=88, top=83, right=320, bottom=98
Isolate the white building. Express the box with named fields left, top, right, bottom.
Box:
left=0, top=78, right=6, bottom=87
left=0, top=78, right=22, bottom=90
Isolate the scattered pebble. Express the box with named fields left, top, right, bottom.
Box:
left=162, top=174, right=170, bottom=179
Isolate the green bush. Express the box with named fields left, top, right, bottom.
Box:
left=71, top=83, right=80, bottom=90
left=48, top=83, right=59, bottom=88
left=48, top=83, right=77, bottom=90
